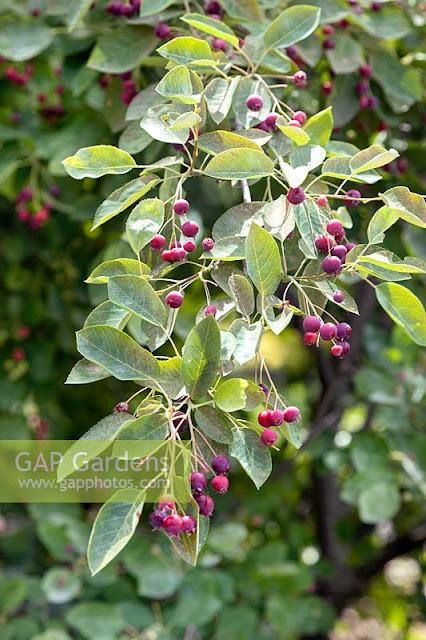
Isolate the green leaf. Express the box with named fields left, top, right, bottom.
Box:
left=263, top=5, right=321, bottom=50
left=126, top=198, right=164, bottom=254
left=62, top=145, right=136, bottom=180
left=85, top=301, right=130, bottom=329
left=228, top=274, right=255, bottom=316
left=195, top=406, right=234, bottom=444
left=245, top=224, right=282, bottom=297
left=310, top=280, right=359, bottom=314
left=204, top=148, right=274, bottom=180
left=380, top=187, right=426, bottom=228
left=262, top=195, right=295, bottom=241
left=157, top=36, right=214, bottom=67
left=358, top=483, right=400, bottom=524
left=215, top=378, right=264, bottom=412
left=349, top=145, right=399, bottom=174
left=371, top=48, right=421, bottom=113
left=293, top=200, right=324, bottom=259
left=108, top=275, right=166, bottom=327
left=212, top=202, right=265, bottom=241
left=67, top=0, right=93, bottom=32
left=0, top=22, right=53, bottom=61
left=140, top=106, right=191, bottom=144
left=66, top=603, right=124, bottom=639
left=140, top=0, right=176, bottom=15
left=169, top=111, right=202, bottom=131
left=326, top=33, right=363, bottom=74
left=204, top=77, right=241, bottom=125
left=230, top=428, right=272, bottom=489
left=222, top=0, right=264, bottom=22
left=88, top=25, right=157, bottom=73
left=197, top=131, right=263, bottom=156
left=57, top=413, right=133, bottom=481
left=277, top=123, right=311, bottom=146
left=376, top=283, right=426, bottom=346
left=263, top=305, right=294, bottom=335
left=181, top=315, right=221, bottom=398
left=367, top=206, right=399, bottom=244
left=354, top=7, right=412, bottom=39
left=92, top=175, right=160, bottom=230
left=88, top=489, right=145, bottom=575
left=321, top=156, right=380, bottom=184
left=76, top=325, right=160, bottom=382
left=156, top=66, right=203, bottom=104
left=119, top=121, right=153, bottom=155
left=303, top=107, right=333, bottom=146
left=116, top=412, right=168, bottom=440
left=230, top=319, right=263, bottom=365
left=66, top=359, right=110, bottom=385
left=126, top=85, right=164, bottom=121
left=357, top=252, right=426, bottom=275
left=181, top=14, right=239, bottom=47
left=86, top=259, right=150, bottom=284
left=41, top=568, right=81, bottom=604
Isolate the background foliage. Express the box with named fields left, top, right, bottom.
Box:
left=0, top=0, right=425, bottom=639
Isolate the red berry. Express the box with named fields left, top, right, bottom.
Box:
left=356, top=80, right=370, bottom=96
left=258, top=410, right=272, bottom=427
left=181, top=515, right=196, bottom=534
left=173, top=199, right=189, bottom=215
left=321, top=81, right=333, bottom=95
left=201, top=237, right=214, bottom=251
left=333, top=290, right=345, bottom=303
left=287, top=187, right=305, bottom=205
left=320, top=322, right=337, bottom=341
left=359, top=64, right=372, bottom=78
left=163, top=514, right=184, bottom=537
left=288, top=119, right=301, bottom=127
left=303, top=316, right=322, bottom=333
left=322, top=24, right=334, bottom=35
left=165, top=291, right=184, bottom=308
left=359, top=95, right=370, bottom=110
left=212, top=475, right=229, bottom=494
left=293, top=110, right=307, bottom=125
left=326, top=219, right=344, bottom=236
left=283, top=406, right=301, bottom=422
left=315, top=234, right=335, bottom=253
left=154, top=22, right=171, bottom=39
left=322, top=256, right=342, bottom=274
left=345, top=189, right=361, bottom=207
left=336, top=322, right=352, bottom=340
left=246, top=94, right=263, bottom=112
left=161, top=249, right=173, bottom=262
left=261, top=428, right=277, bottom=446
left=331, top=344, right=344, bottom=357
left=293, top=71, right=307, bottom=87
left=12, top=348, right=26, bottom=361
left=211, top=455, right=230, bottom=475
left=204, top=304, right=217, bottom=316
left=335, top=340, right=351, bottom=357
left=114, top=401, right=130, bottom=413
left=317, top=195, right=328, bottom=207
left=181, top=220, right=199, bottom=237
left=269, top=409, right=284, bottom=426
left=191, top=471, right=207, bottom=493
left=213, top=38, right=227, bottom=51
left=197, top=494, right=214, bottom=517
left=16, top=325, right=30, bottom=340
left=150, top=234, right=166, bottom=251
left=206, top=1, right=224, bottom=17
left=183, top=240, right=196, bottom=252
left=169, top=247, right=187, bottom=262
left=303, top=331, right=318, bottom=346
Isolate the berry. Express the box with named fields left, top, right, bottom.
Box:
left=322, top=24, right=335, bottom=35
left=150, top=234, right=166, bottom=251
left=197, top=494, right=214, bottom=517
left=288, top=119, right=301, bottom=127
left=368, top=95, right=379, bottom=109
left=161, top=249, right=173, bottom=262
left=331, top=245, right=348, bottom=262
left=202, top=237, right=214, bottom=251
left=336, top=322, right=352, bottom=340
left=149, top=510, right=166, bottom=530
left=303, top=332, right=318, bottom=346
left=48, top=185, right=61, bottom=198
left=293, top=110, right=307, bottom=125
left=16, top=187, right=33, bottom=204
left=356, top=80, right=370, bottom=96
left=191, top=471, right=207, bottom=494
left=334, top=229, right=345, bottom=245
left=317, top=195, right=328, bottom=207
left=255, top=121, right=271, bottom=133
left=171, top=410, right=188, bottom=431
left=269, top=409, right=284, bottom=426
left=265, top=113, right=279, bottom=130
left=16, top=325, right=30, bottom=340
left=293, top=71, right=307, bottom=87
left=183, top=240, right=196, bottom=253
left=321, top=81, right=333, bottom=95
left=303, top=316, right=322, bottom=333
left=181, top=515, right=197, bottom=534
left=163, top=514, right=184, bottom=537
left=173, top=199, right=189, bottom=215
left=246, top=94, right=263, bottom=112
left=204, top=304, right=217, bottom=316
left=170, top=247, right=187, bottom=262
left=114, top=401, right=130, bottom=413
left=315, top=234, right=334, bottom=253
left=213, top=38, right=227, bottom=52
left=17, top=209, right=30, bottom=222
left=346, top=242, right=356, bottom=252
left=181, top=220, right=199, bottom=237
left=359, top=64, right=372, bottom=78
left=158, top=499, right=174, bottom=511
left=331, top=344, right=344, bottom=357
left=212, top=455, right=230, bottom=475
left=327, top=219, right=344, bottom=236
left=283, top=406, right=301, bottom=422
left=206, top=1, right=224, bottom=17
left=345, top=189, right=361, bottom=207
left=359, top=95, right=370, bottom=110
left=170, top=240, right=182, bottom=249
left=154, top=22, right=171, bottom=39
left=333, top=290, right=345, bottom=303
left=261, top=429, right=277, bottom=446
left=258, top=410, right=272, bottom=427
left=212, top=475, right=229, bottom=494
left=336, top=340, right=351, bottom=357
left=371, top=2, right=382, bottom=10
left=323, top=38, right=335, bottom=50
left=286, top=45, right=298, bottom=60
left=165, top=291, right=184, bottom=309
left=319, top=322, right=337, bottom=341
left=322, top=256, right=342, bottom=274
left=12, top=348, right=26, bottom=361
left=259, top=383, right=269, bottom=396
left=287, top=187, right=305, bottom=205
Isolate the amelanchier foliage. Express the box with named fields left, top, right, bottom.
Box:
left=58, top=4, right=426, bottom=573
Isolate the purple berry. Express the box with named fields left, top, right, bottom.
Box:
left=336, top=322, right=352, bottom=340
left=345, top=189, right=361, bottom=207
left=246, top=94, right=263, bottom=112
left=287, top=187, right=305, bottom=205
left=315, top=234, right=335, bottom=253
left=149, top=510, right=166, bottom=530
left=196, top=493, right=214, bottom=516
left=268, top=409, right=284, bottom=426
left=173, top=199, right=189, bottom=215
left=323, top=38, right=335, bottom=50
left=336, top=340, right=351, bottom=357
left=204, top=304, right=217, bottom=316
left=211, top=455, right=230, bottom=475
left=213, top=38, right=227, bottom=52
left=261, top=429, right=277, bottom=446
left=359, top=64, right=372, bottom=78
left=326, top=219, right=344, bottom=237
left=293, top=110, right=307, bottom=124
left=181, top=220, right=199, bottom=237
left=331, top=245, right=348, bottom=262
left=320, top=322, right=337, bottom=341
left=171, top=410, right=188, bottom=431
left=181, top=515, right=196, bottom=534
left=333, top=290, right=345, bottom=303
left=163, top=514, right=184, bottom=537
left=114, top=401, right=130, bottom=413
left=205, top=1, right=224, bottom=17
left=154, top=22, right=171, bottom=39
left=183, top=240, right=196, bottom=252
left=322, top=256, right=342, bottom=274
left=201, top=237, right=214, bottom=251
left=165, top=291, right=184, bottom=309
left=346, top=242, right=356, bottom=252
left=303, top=316, right=322, bottom=333
left=286, top=45, right=298, bottom=60
left=259, top=383, right=269, bottom=396
left=293, top=71, right=307, bottom=87
left=265, top=113, right=279, bottom=130
left=150, top=234, right=166, bottom=251
left=212, top=475, right=229, bottom=494
left=191, top=471, right=207, bottom=494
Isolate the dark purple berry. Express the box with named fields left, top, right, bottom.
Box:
left=181, top=220, right=199, bottom=237
left=327, top=219, right=344, bottom=236
left=333, top=290, right=345, bottom=303
left=287, top=187, right=305, bottom=205
left=114, top=401, right=130, bottom=413
left=246, top=94, right=263, bottom=112
left=197, top=493, right=214, bottom=516
left=303, top=316, right=322, bottom=333
left=165, top=291, right=184, bottom=308
left=346, top=242, right=356, bottom=252
left=322, top=256, right=342, bottom=274
left=320, top=322, right=337, bottom=341
left=359, top=64, right=372, bottom=78
left=336, top=340, right=351, bottom=357
left=259, top=383, right=269, bottom=396
left=173, top=199, right=189, bottom=215
left=149, top=510, right=166, bottom=530
left=315, top=234, right=334, bottom=253
left=154, top=22, right=171, bottom=39
left=201, top=237, right=214, bottom=251
left=331, top=245, right=348, bottom=262
left=181, top=515, right=196, bottom=534
left=171, top=410, right=188, bottom=431
left=211, top=455, right=230, bottom=475
left=345, top=189, right=361, bottom=207
left=336, top=322, right=352, bottom=340
left=191, top=471, right=207, bottom=494
left=323, top=38, right=335, bottom=50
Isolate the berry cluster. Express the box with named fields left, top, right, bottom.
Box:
left=98, top=71, right=137, bottom=105
left=258, top=403, right=301, bottom=446
left=315, top=214, right=357, bottom=276
left=106, top=0, right=140, bottom=17
left=15, top=186, right=58, bottom=229
left=302, top=316, right=352, bottom=358
left=149, top=501, right=197, bottom=537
